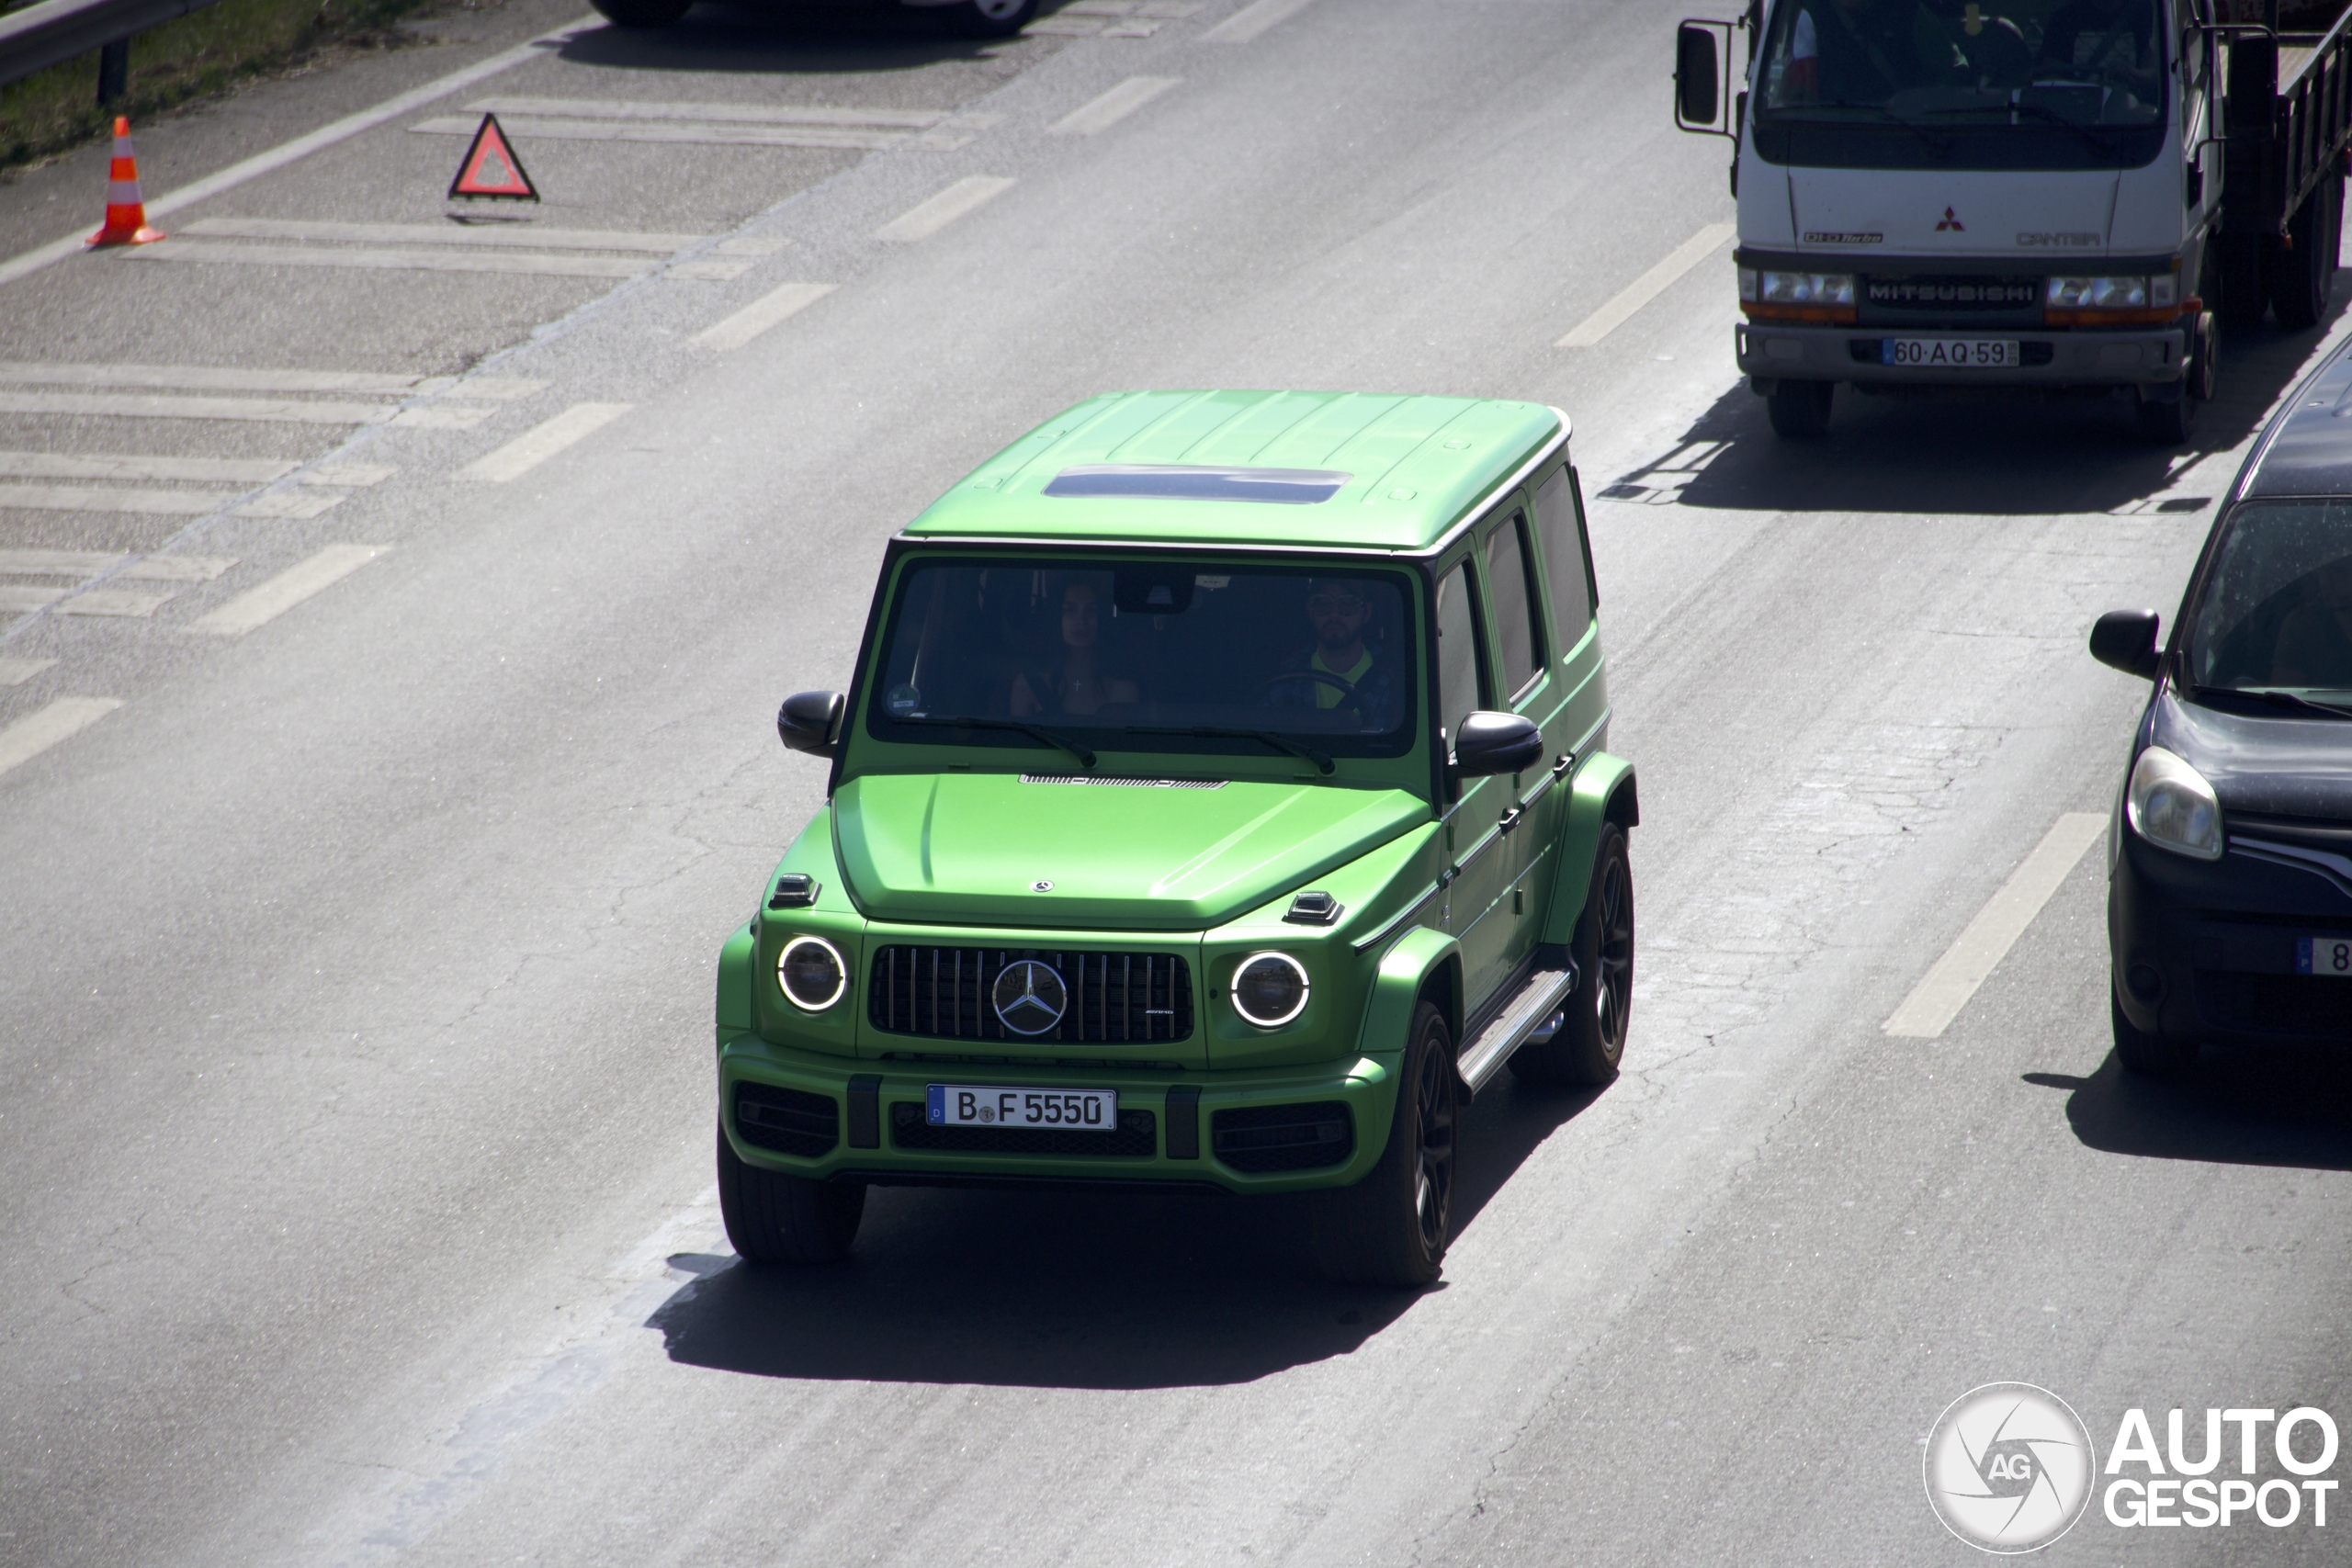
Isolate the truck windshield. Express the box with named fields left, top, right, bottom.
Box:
left=1754, top=0, right=2169, bottom=170
left=2186, top=501, right=2352, bottom=708
left=862, top=556, right=1420, bottom=762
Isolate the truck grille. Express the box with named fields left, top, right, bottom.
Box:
left=732, top=1082, right=840, bottom=1157
left=868, top=945, right=1193, bottom=1043
left=889, top=1100, right=1158, bottom=1157
left=1864, top=275, right=2040, bottom=311
left=1212, top=1102, right=1355, bottom=1172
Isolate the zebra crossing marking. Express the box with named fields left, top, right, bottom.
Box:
left=0, top=697, right=122, bottom=778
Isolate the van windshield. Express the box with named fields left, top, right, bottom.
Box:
left=863, top=556, right=1419, bottom=761
left=2186, top=500, right=2352, bottom=705
left=1753, top=0, right=2169, bottom=171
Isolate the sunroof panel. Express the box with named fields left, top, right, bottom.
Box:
left=1043, top=464, right=1351, bottom=504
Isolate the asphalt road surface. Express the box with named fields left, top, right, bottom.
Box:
left=4, top=1, right=2349, bottom=1564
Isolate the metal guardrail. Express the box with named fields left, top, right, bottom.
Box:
left=0, top=0, right=226, bottom=95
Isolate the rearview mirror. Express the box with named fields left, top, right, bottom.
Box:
left=778, top=690, right=846, bottom=757
left=1453, top=711, right=1544, bottom=778
left=2088, top=610, right=2163, bottom=681
left=1676, top=24, right=1722, bottom=130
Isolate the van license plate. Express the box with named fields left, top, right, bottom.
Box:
left=2297, top=937, right=2352, bottom=976
left=926, top=1085, right=1118, bottom=1128
left=1883, top=337, right=2019, bottom=367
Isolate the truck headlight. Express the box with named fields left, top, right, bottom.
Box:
left=777, top=935, right=848, bottom=1011
left=1230, top=951, right=1310, bottom=1028
left=2126, top=746, right=2222, bottom=862
left=2045, top=275, right=2177, bottom=310
left=1758, top=270, right=1855, bottom=306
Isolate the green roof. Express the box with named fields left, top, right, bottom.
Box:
left=904, top=390, right=1566, bottom=553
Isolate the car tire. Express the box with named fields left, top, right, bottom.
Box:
left=1510, top=823, right=1634, bottom=1087
left=2111, top=987, right=2195, bottom=1077
left=2220, top=232, right=2269, bottom=329
left=718, top=1120, right=865, bottom=1263
left=937, top=0, right=1038, bottom=36
left=2135, top=389, right=2196, bottom=445
left=1314, top=1000, right=1455, bottom=1288
left=1766, top=378, right=1834, bottom=439
left=591, top=0, right=692, bottom=25
left=2267, top=174, right=2341, bottom=331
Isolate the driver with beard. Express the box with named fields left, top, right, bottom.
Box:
left=1261, top=577, right=1406, bottom=731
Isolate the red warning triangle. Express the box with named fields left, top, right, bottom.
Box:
left=447, top=114, right=537, bottom=201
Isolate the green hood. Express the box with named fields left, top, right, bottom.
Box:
left=832, top=773, right=1427, bottom=931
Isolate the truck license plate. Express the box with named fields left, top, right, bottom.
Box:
left=1883, top=337, right=2019, bottom=368
left=2296, top=936, right=2352, bottom=977
left=926, top=1084, right=1118, bottom=1128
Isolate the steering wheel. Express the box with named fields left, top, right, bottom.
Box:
left=1252, top=669, right=1370, bottom=719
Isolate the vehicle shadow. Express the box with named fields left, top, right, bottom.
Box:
left=646, top=1074, right=1606, bottom=1389
left=2022, top=1047, right=2352, bottom=1171
left=554, top=0, right=1063, bottom=73
left=1601, top=298, right=2349, bottom=518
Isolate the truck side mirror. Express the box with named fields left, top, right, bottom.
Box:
left=1453, top=711, right=1544, bottom=778
left=778, top=690, right=846, bottom=757
left=2088, top=610, right=2164, bottom=681
left=1676, top=24, right=1722, bottom=130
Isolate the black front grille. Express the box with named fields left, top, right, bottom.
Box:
left=889, top=1100, right=1158, bottom=1157
left=869, top=946, right=1193, bottom=1044
left=1864, top=276, right=2040, bottom=311
left=1212, top=1102, right=1354, bottom=1172
left=733, top=1082, right=840, bottom=1157
left=2195, top=972, right=2352, bottom=1039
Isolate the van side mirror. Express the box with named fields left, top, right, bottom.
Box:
left=1453, top=711, right=1544, bottom=778
left=1676, top=23, right=1723, bottom=130
left=778, top=690, right=846, bottom=757
left=2088, top=610, right=2163, bottom=681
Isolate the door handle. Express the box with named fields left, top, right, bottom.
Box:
left=1498, top=807, right=1523, bottom=835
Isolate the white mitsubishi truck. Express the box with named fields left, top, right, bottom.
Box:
left=1672, top=0, right=2352, bottom=442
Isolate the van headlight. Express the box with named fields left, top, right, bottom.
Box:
left=1230, top=952, right=1310, bottom=1028
left=2127, top=747, right=2222, bottom=861
left=777, top=935, right=848, bottom=1011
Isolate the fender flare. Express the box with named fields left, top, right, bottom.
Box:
left=1355, top=923, right=1464, bottom=1060
left=1540, top=751, right=1639, bottom=947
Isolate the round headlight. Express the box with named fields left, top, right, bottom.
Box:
left=1231, top=951, right=1309, bottom=1028
left=777, top=935, right=847, bottom=1011
left=2127, top=746, right=2222, bottom=862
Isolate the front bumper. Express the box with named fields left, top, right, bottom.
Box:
left=1736, top=321, right=2188, bottom=389
left=718, top=1033, right=1401, bottom=1193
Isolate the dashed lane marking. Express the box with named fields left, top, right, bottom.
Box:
left=0, top=657, right=57, bottom=685
left=0, top=362, right=544, bottom=400
left=458, top=402, right=631, bottom=482
left=306, top=464, right=396, bottom=487
left=0, top=391, right=493, bottom=427
left=875, top=176, right=1017, bottom=243
left=181, top=218, right=711, bottom=254
left=469, top=96, right=1001, bottom=131
left=1031, top=2, right=1197, bottom=37
left=130, top=243, right=657, bottom=281
left=0, top=482, right=228, bottom=515
left=413, top=97, right=1001, bottom=152
left=0, top=549, right=235, bottom=581
left=1201, top=0, right=1320, bottom=42
left=1882, top=813, right=2108, bottom=1039
left=184, top=545, right=387, bottom=637
left=695, top=281, right=839, bottom=352
left=0, top=697, right=122, bottom=777
left=1049, top=77, right=1182, bottom=136
left=53, top=591, right=176, bottom=617
left=0, top=450, right=296, bottom=483
left=1556, top=222, right=1736, bottom=348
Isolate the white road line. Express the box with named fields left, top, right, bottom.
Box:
left=131, top=242, right=651, bottom=280
left=0, top=698, right=122, bottom=777
left=466, top=96, right=980, bottom=129
left=0, top=390, right=399, bottom=425
left=1049, top=77, right=1182, bottom=136
left=234, top=491, right=345, bottom=520
left=305, top=463, right=396, bottom=487
left=1201, top=0, right=1319, bottom=42
left=0, top=482, right=232, bottom=516
left=0, top=362, right=546, bottom=401
left=695, top=281, right=839, bottom=352
left=1556, top=223, right=1736, bottom=348
left=0, top=16, right=604, bottom=292
left=876, top=176, right=1017, bottom=243
left=0, top=586, right=64, bottom=613
left=181, top=218, right=708, bottom=254
left=0, top=449, right=296, bottom=483
left=0, top=657, right=57, bottom=685
left=185, top=545, right=387, bottom=637
left=459, top=402, right=631, bottom=482
left=668, top=259, right=756, bottom=282
left=412, top=115, right=921, bottom=152
left=55, top=590, right=175, bottom=618
left=1883, top=813, right=2109, bottom=1039
left=0, top=549, right=235, bottom=581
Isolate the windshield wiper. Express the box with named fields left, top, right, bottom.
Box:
left=1124, top=725, right=1334, bottom=775
left=1927, top=98, right=2115, bottom=156
left=893, top=714, right=1097, bottom=766
left=1804, top=99, right=1953, bottom=156
left=2191, top=684, right=2352, bottom=720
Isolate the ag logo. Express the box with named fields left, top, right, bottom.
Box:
left=1925, top=1383, right=2097, bottom=1553
left=992, top=959, right=1068, bottom=1036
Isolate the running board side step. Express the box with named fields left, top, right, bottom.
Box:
left=1456, top=963, right=1579, bottom=1095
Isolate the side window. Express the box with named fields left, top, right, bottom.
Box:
left=1433, top=559, right=1485, bottom=752
left=1483, top=511, right=1544, bottom=699
left=1532, top=466, right=1594, bottom=646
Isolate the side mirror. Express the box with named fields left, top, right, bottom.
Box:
left=1453, top=711, right=1544, bottom=778
left=778, top=690, right=846, bottom=757
left=1676, top=23, right=1722, bottom=130
left=2088, top=610, right=2164, bottom=681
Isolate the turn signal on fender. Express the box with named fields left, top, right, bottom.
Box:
left=87, top=117, right=163, bottom=246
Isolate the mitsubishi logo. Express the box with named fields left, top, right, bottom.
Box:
left=1937, top=207, right=1965, bottom=231
left=992, top=959, right=1069, bottom=1036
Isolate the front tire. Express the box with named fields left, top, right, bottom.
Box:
left=937, top=0, right=1038, bottom=36
left=2112, top=987, right=2195, bottom=1077
left=1766, top=378, right=1835, bottom=439
left=1314, top=1001, right=1456, bottom=1288
left=1510, top=822, right=1634, bottom=1086
left=590, top=0, right=692, bottom=25
left=718, top=1121, right=865, bottom=1263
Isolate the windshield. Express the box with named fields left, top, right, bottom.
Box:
left=863, top=556, right=1419, bottom=761
left=2186, top=501, right=2352, bottom=703
left=1754, top=0, right=2170, bottom=170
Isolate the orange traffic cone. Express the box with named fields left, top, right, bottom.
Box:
left=87, top=118, right=163, bottom=246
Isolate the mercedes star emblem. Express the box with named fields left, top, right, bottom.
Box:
left=992, top=959, right=1069, bottom=1036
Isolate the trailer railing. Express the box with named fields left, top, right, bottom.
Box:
left=2225, top=3, right=2352, bottom=236
left=0, top=0, right=226, bottom=102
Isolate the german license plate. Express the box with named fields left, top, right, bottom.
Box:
left=926, top=1084, right=1117, bottom=1128
left=1883, top=337, right=2019, bottom=368
left=2296, top=936, right=2352, bottom=976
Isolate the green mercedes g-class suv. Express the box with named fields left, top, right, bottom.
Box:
left=716, top=389, right=1638, bottom=1286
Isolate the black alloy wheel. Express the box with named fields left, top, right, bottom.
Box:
left=717, top=1120, right=866, bottom=1263
left=1766, top=378, right=1835, bottom=439
left=1314, top=1000, right=1455, bottom=1287
left=1511, top=822, right=1634, bottom=1086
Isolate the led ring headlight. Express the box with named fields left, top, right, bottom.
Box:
left=776, top=935, right=848, bottom=1012
left=1230, top=951, right=1310, bottom=1028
